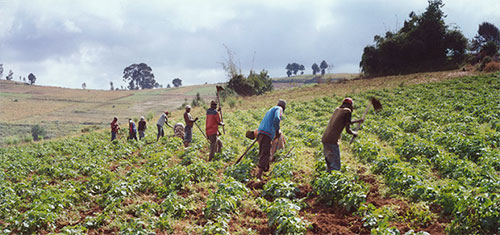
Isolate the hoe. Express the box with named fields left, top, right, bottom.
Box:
left=349, top=97, right=382, bottom=144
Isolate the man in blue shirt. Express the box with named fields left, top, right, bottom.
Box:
left=256, top=99, right=286, bottom=180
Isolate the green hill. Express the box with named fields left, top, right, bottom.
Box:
left=0, top=80, right=217, bottom=145
left=0, top=71, right=498, bottom=234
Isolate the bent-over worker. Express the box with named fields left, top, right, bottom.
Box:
left=321, top=98, right=363, bottom=172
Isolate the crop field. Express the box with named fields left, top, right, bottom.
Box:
left=0, top=73, right=498, bottom=234
left=0, top=80, right=217, bottom=145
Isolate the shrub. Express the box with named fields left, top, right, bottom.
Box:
left=483, top=61, right=500, bottom=72
left=31, top=124, right=46, bottom=141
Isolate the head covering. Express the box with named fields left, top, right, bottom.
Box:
left=113, top=116, right=118, bottom=121
left=185, top=105, right=191, bottom=109
left=164, top=110, right=169, bottom=115
left=140, top=116, right=145, bottom=121
left=210, top=100, right=217, bottom=106
left=277, top=99, right=287, bottom=111
left=342, top=98, right=353, bottom=105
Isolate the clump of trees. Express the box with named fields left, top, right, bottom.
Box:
left=6, top=70, right=14, bottom=81
left=285, top=63, right=305, bottom=77
left=221, top=46, right=273, bottom=97
left=360, top=0, right=467, bottom=76
left=227, top=70, right=273, bottom=96
left=122, top=63, right=160, bottom=90
left=470, top=22, right=500, bottom=66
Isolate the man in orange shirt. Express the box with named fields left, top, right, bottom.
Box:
left=206, top=101, right=224, bottom=161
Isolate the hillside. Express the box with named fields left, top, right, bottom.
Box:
left=0, top=70, right=498, bottom=234
left=0, top=80, right=218, bottom=145
left=272, top=73, right=359, bottom=90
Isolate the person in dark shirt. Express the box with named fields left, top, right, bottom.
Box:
left=321, top=98, right=363, bottom=172
left=110, top=117, right=120, bottom=141
left=183, top=105, right=198, bottom=147
left=138, top=116, right=147, bottom=140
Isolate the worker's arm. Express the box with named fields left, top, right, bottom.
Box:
left=344, top=112, right=358, bottom=136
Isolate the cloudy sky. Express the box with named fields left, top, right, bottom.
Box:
left=1, top=0, right=499, bottom=89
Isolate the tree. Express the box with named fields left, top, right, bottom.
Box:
left=220, top=44, right=242, bottom=80
left=28, top=73, right=36, bottom=85
left=82, top=82, right=87, bottom=89
left=299, top=64, right=305, bottom=75
left=227, top=70, right=273, bottom=97
left=31, top=124, right=46, bottom=141
left=0, top=64, right=3, bottom=79
left=320, top=60, right=328, bottom=75
left=311, top=63, right=320, bottom=75
left=285, top=63, right=292, bottom=77
left=172, top=78, right=182, bottom=87
left=471, top=22, right=500, bottom=58
left=167, top=84, right=171, bottom=88
left=122, top=63, right=159, bottom=90
left=110, top=81, right=114, bottom=90
left=191, top=92, right=205, bottom=107
left=360, top=0, right=467, bottom=76
left=285, top=63, right=304, bottom=76
left=6, top=70, right=13, bottom=81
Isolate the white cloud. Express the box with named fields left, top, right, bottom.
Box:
left=1, top=0, right=499, bottom=89
left=63, top=20, right=82, bottom=33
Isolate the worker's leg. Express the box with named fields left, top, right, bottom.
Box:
left=111, top=131, right=116, bottom=141
left=208, top=134, right=217, bottom=161
left=216, top=138, right=223, bottom=153
left=156, top=124, right=162, bottom=141
left=184, top=126, right=192, bottom=147
left=256, top=134, right=272, bottom=180
left=323, top=143, right=341, bottom=172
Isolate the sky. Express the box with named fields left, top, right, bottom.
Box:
left=0, top=0, right=499, bottom=89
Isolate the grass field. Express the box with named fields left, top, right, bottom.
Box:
left=0, top=81, right=217, bottom=145
left=1, top=69, right=497, bottom=234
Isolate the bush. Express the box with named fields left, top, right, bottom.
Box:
left=31, top=124, right=46, bottom=141
left=483, top=61, right=500, bottom=72
left=226, top=70, right=273, bottom=97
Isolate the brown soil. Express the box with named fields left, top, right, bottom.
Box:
left=301, top=170, right=447, bottom=234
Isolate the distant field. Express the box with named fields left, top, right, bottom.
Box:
left=0, top=81, right=217, bottom=145
left=272, top=73, right=359, bottom=89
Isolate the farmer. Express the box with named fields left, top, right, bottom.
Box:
left=321, top=98, right=364, bottom=172
left=156, top=111, right=171, bottom=141
left=247, top=128, right=285, bottom=162
left=206, top=100, right=224, bottom=161
left=110, top=117, right=120, bottom=141
left=183, top=105, right=198, bottom=147
left=138, top=116, right=147, bottom=140
left=256, top=99, right=286, bottom=180
left=128, top=119, right=138, bottom=141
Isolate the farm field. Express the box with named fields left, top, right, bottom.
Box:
left=0, top=72, right=499, bottom=234
left=0, top=80, right=218, bottom=145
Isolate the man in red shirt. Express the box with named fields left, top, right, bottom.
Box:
left=206, top=100, right=224, bottom=161
left=110, top=117, right=120, bottom=141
